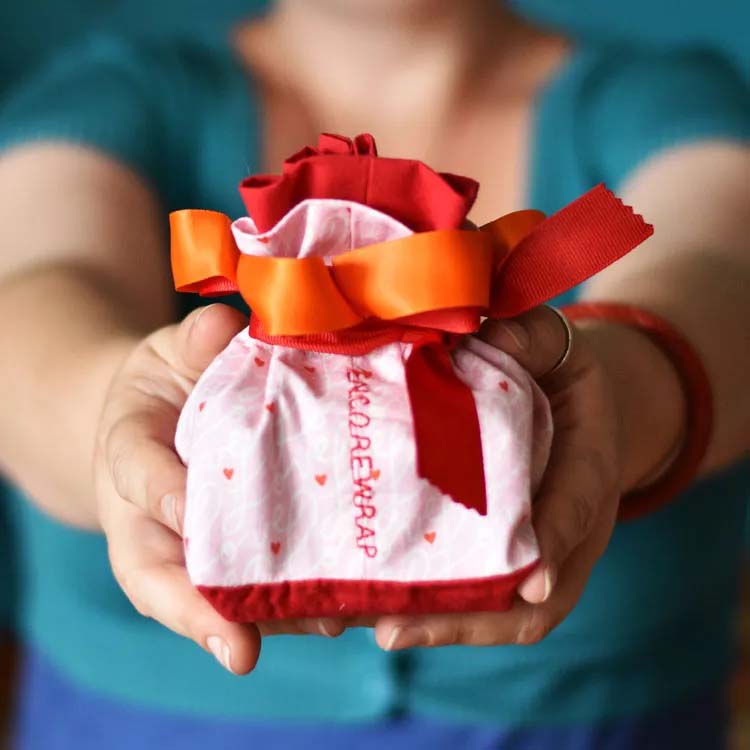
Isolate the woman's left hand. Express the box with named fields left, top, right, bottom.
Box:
left=374, top=305, right=624, bottom=650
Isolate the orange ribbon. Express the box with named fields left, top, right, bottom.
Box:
left=170, top=208, right=544, bottom=327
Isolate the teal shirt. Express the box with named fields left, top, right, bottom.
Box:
left=1, top=35, right=748, bottom=726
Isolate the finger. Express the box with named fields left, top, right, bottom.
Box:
left=478, top=306, right=569, bottom=379
left=258, top=618, right=347, bottom=638
left=106, top=499, right=261, bottom=674
left=517, top=446, right=618, bottom=604
left=103, top=406, right=187, bottom=534
left=154, top=303, right=247, bottom=383
left=518, top=371, right=619, bottom=604
left=375, top=511, right=611, bottom=650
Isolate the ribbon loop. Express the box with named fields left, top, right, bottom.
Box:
left=170, top=209, right=239, bottom=296
left=489, top=184, right=653, bottom=317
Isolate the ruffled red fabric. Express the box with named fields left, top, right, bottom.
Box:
left=239, top=133, right=478, bottom=232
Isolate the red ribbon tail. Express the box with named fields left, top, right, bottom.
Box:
left=405, top=342, right=487, bottom=515
left=489, top=184, right=654, bottom=317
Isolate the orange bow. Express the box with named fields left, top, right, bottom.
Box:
left=171, top=208, right=546, bottom=333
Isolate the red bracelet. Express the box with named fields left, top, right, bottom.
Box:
left=561, top=302, right=713, bottom=521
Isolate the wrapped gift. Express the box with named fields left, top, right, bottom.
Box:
left=170, top=133, right=652, bottom=621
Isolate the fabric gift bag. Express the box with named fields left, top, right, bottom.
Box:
left=170, top=133, right=652, bottom=622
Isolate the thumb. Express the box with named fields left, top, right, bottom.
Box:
left=156, top=304, right=248, bottom=381
left=478, top=306, right=569, bottom=380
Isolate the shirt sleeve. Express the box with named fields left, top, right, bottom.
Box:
left=579, top=49, right=750, bottom=190
left=0, top=34, right=188, bottom=204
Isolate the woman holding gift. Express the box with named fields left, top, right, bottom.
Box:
left=0, top=1, right=748, bottom=749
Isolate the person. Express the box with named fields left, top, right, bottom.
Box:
left=0, top=1, right=747, bottom=748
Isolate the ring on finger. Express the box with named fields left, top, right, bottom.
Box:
left=542, top=306, right=573, bottom=378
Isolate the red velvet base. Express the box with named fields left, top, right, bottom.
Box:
left=198, top=563, right=537, bottom=621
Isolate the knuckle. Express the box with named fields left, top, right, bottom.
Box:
left=113, top=566, right=152, bottom=619
left=569, top=490, right=597, bottom=541
left=109, top=452, right=131, bottom=503
left=515, top=609, right=554, bottom=646
left=450, top=620, right=475, bottom=646
left=143, top=472, right=167, bottom=519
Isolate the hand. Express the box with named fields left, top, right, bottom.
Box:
left=373, top=306, right=623, bottom=650
left=94, top=304, right=346, bottom=675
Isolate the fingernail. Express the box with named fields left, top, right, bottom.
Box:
left=384, top=625, right=431, bottom=651
left=188, top=304, right=214, bottom=340
left=483, top=320, right=529, bottom=353
left=518, top=565, right=556, bottom=604
left=207, top=635, right=234, bottom=673
left=500, top=321, right=530, bottom=351
left=160, top=494, right=180, bottom=535
left=318, top=619, right=338, bottom=638
left=543, top=568, right=556, bottom=601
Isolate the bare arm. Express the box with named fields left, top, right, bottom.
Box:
left=584, top=141, right=750, bottom=482
left=0, top=144, right=175, bottom=527
left=0, top=144, right=339, bottom=668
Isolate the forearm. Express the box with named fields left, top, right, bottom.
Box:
left=0, top=146, right=177, bottom=528
left=573, top=143, right=750, bottom=491
left=583, top=244, right=750, bottom=482
left=0, top=265, right=147, bottom=528
left=575, top=319, right=686, bottom=494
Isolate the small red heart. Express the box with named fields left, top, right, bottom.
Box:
left=303, top=365, right=316, bottom=373
left=270, top=541, right=281, bottom=555
left=265, top=402, right=276, bottom=414
left=198, top=401, right=206, bottom=412
left=254, top=357, right=265, bottom=367
left=499, top=380, right=509, bottom=392
left=257, top=236, right=270, bottom=244
left=223, top=468, right=234, bottom=480
left=315, top=474, right=327, bottom=486
left=371, top=469, right=381, bottom=480
left=361, top=369, right=373, bottom=378
left=423, top=531, right=436, bottom=544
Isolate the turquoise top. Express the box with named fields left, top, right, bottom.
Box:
left=1, top=34, right=748, bottom=726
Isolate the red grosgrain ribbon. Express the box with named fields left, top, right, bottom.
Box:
left=488, top=184, right=654, bottom=317
left=170, top=134, right=654, bottom=517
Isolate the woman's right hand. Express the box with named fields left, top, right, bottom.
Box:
left=94, top=304, right=346, bottom=675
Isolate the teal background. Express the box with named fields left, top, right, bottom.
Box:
left=1, top=1, right=748, bottom=96
left=0, top=0, right=747, bottom=718
left=0, top=0, right=748, bottom=632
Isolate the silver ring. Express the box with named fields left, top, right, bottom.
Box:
left=543, top=306, right=573, bottom=378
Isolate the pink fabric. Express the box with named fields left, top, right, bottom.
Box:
left=231, top=198, right=412, bottom=258
left=175, top=199, right=552, bottom=616
left=176, top=334, right=551, bottom=588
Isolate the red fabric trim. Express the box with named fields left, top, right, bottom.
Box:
left=250, top=315, right=402, bottom=354
left=490, top=185, right=654, bottom=317
left=562, top=302, right=713, bottom=521
left=197, top=562, right=538, bottom=621
left=249, top=311, right=475, bottom=355
left=239, top=133, right=478, bottom=233
left=189, top=277, right=240, bottom=297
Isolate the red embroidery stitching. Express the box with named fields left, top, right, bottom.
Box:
left=348, top=366, right=378, bottom=558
